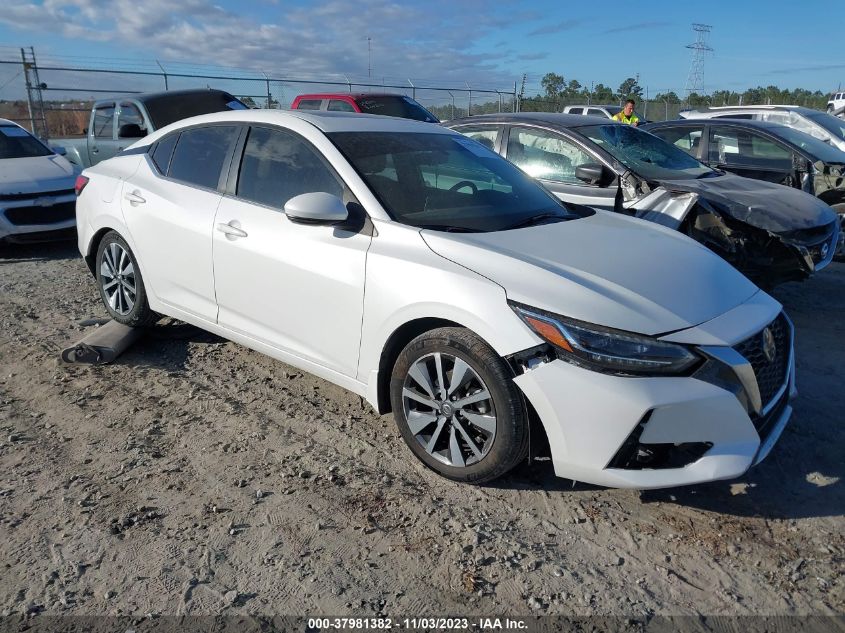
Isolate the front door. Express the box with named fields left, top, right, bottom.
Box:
left=212, top=125, right=371, bottom=377
left=707, top=125, right=798, bottom=187
left=504, top=125, right=617, bottom=210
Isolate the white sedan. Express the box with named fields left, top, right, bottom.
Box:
left=0, top=118, right=79, bottom=243
left=75, top=109, right=795, bottom=488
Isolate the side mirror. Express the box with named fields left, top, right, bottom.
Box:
left=51, top=145, right=68, bottom=156
left=118, top=123, right=146, bottom=139
left=284, top=192, right=348, bottom=225
left=575, top=163, right=612, bottom=186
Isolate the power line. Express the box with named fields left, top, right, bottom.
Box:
left=684, top=23, right=713, bottom=99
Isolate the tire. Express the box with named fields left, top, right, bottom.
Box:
left=389, top=327, right=529, bottom=483
left=95, top=231, right=157, bottom=327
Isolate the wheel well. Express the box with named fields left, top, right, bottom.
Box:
left=84, top=227, right=114, bottom=277
left=376, top=317, right=461, bottom=413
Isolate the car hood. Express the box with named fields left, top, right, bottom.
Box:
left=0, top=155, right=78, bottom=194
left=421, top=211, right=759, bottom=336
left=654, top=172, right=835, bottom=233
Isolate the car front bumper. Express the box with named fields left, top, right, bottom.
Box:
left=512, top=314, right=796, bottom=490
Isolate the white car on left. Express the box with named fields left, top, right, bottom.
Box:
left=0, top=118, right=80, bottom=244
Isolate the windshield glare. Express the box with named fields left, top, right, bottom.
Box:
left=328, top=131, right=588, bottom=232
left=0, top=125, right=52, bottom=159
left=771, top=125, right=845, bottom=163
left=578, top=124, right=714, bottom=180
left=804, top=111, right=845, bottom=142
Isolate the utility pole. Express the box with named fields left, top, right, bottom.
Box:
left=684, top=23, right=713, bottom=104
left=367, top=37, right=372, bottom=79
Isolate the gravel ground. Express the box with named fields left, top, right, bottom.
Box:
left=0, top=240, right=842, bottom=619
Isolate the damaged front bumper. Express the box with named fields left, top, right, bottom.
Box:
left=511, top=299, right=796, bottom=489
left=624, top=184, right=840, bottom=286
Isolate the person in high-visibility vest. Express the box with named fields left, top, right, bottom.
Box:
left=612, top=99, right=640, bottom=126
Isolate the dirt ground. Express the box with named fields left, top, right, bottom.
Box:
left=0, top=240, right=842, bottom=620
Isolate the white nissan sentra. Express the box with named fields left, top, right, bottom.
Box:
left=75, top=110, right=796, bottom=488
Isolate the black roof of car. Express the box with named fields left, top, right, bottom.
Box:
left=95, top=88, right=236, bottom=105
left=643, top=118, right=790, bottom=131
left=446, top=112, right=610, bottom=129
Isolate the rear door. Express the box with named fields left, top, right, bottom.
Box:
left=121, top=124, right=241, bottom=321
left=503, top=125, right=616, bottom=210
left=89, top=102, right=117, bottom=164
left=708, top=124, right=798, bottom=186
left=212, top=125, right=371, bottom=377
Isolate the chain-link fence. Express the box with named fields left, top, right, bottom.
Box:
left=0, top=48, right=518, bottom=140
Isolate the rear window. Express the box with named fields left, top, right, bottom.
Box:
left=167, top=126, right=239, bottom=190
left=0, top=125, right=52, bottom=159
left=295, top=99, right=323, bottom=111
left=143, top=92, right=248, bottom=129
left=353, top=96, right=439, bottom=122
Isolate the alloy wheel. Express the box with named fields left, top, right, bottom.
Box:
left=100, top=242, right=136, bottom=316
left=401, top=352, right=496, bottom=467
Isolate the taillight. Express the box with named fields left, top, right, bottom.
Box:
left=75, top=175, right=89, bottom=196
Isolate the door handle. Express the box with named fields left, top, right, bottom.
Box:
left=216, top=221, right=248, bottom=239
left=124, top=190, right=146, bottom=205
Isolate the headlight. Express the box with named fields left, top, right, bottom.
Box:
left=510, top=303, right=701, bottom=376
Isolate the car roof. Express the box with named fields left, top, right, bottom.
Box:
left=294, top=93, right=411, bottom=100
left=146, top=108, right=451, bottom=137
left=0, top=118, right=23, bottom=127
left=646, top=118, right=788, bottom=131
left=446, top=112, right=611, bottom=128
left=95, top=88, right=234, bottom=105
left=685, top=105, right=815, bottom=115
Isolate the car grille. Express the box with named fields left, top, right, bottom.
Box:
left=4, top=201, right=76, bottom=226
left=751, top=388, right=789, bottom=441
left=0, top=188, right=75, bottom=202
left=733, top=313, right=790, bottom=409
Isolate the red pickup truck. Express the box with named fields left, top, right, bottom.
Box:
left=290, top=93, right=439, bottom=123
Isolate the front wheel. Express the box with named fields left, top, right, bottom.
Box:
left=95, top=231, right=157, bottom=327
left=389, top=327, right=529, bottom=483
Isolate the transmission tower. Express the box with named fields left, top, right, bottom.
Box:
left=683, top=23, right=713, bottom=100
left=20, top=47, right=49, bottom=141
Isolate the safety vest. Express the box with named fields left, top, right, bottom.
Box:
left=612, top=111, right=639, bottom=125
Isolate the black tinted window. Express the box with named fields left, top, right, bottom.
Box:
left=143, top=92, right=247, bottom=129
left=296, top=99, right=322, bottom=110
left=151, top=134, right=178, bottom=173
left=354, top=96, right=439, bottom=122
left=168, top=126, right=239, bottom=189
left=236, top=126, right=343, bottom=208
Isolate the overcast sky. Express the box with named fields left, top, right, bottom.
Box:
left=1, top=0, right=844, bottom=100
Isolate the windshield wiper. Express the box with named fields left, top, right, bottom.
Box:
left=415, top=224, right=479, bottom=233
left=503, top=212, right=569, bottom=231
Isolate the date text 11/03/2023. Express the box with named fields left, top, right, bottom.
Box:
left=306, top=617, right=528, bottom=630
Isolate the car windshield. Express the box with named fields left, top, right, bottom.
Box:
left=803, top=110, right=845, bottom=143
left=578, top=124, right=714, bottom=180
left=353, top=96, right=439, bottom=123
left=770, top=124, right=845, bottom=164
left=144, top=92, right=248, bottom=129
left=328, top=131, right=588, bottom=232
left=0, top=125, right=52, bottom=159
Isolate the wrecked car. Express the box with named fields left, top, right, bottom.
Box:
left=643, top=118, right=845, bottom=258
left=446, top=113, right=839, bottom=286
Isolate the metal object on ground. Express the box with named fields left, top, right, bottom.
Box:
left=61, top=319, right=143, bottom=364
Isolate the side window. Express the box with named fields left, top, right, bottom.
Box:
left=327, top=99, right=356, bottom=112
left=507, top=127, right=596, bottom=184
left=236, top=126, right=343, bottom=209
left=118, top=103, right=145, bottom=129
left=568, top=107, right=583, bottom=115
left=649, top=126, right=704, bottom=158
left=714, top=113, right=753, bottom=119
left=168, top=126, right=239, bottom=190
left=455, top=125, right=499, bottom=151
left=587, top=108, right=607, bottom=117
left=92, top=105, right=115, bottom=138
left=150, top=134, right=178, bottom=174
left=709, top=126, right=791, bottom=169
left=296, top=99, right=323, bottom=111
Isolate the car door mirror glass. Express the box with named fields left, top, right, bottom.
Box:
left=284, top=192, right=348, bottom=225
left=575, top=163, right=610, bottom=186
